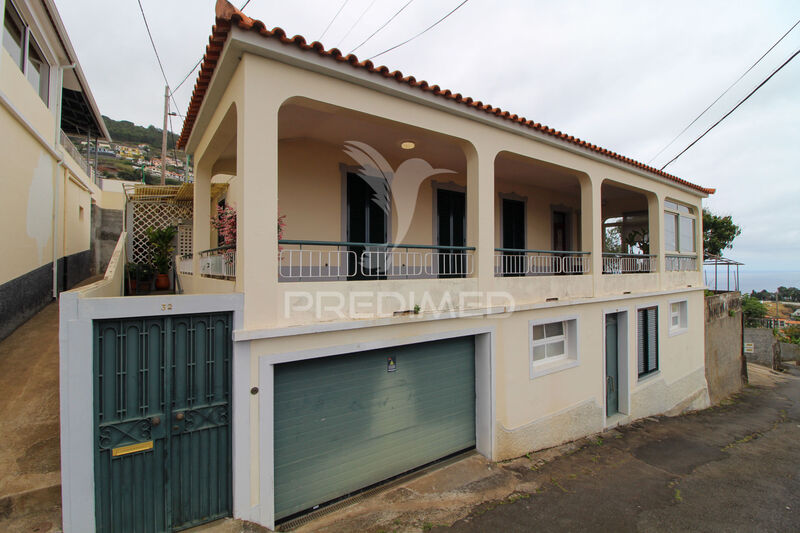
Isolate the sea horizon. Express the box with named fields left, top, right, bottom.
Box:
left=704, top=269, right=800, bottom=295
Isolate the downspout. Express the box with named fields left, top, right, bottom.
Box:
left=52, top=63, right=77, bottom=298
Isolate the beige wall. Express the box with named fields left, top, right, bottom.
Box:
left=1, top=46, right=98, bottom=287
left=247, top=288, right=708, bottom=466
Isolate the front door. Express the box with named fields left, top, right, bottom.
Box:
left=93, top=313, right=232, bottom=532
left=347, top=172, right=388, bottom=279
left=552, top=210, right=568, bottom=251
left=502, top=198, right=525, bottom=276
left=605, top=313, right=619, bottom=416
left=436, top=188, right=466, bottom=278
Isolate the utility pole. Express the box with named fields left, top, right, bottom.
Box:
left=161, top=84, right=168, bottom=185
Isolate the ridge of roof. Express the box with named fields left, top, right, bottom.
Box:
left=177, top=0, right=714, bottom=195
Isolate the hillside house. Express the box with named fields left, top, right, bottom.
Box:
left=59, top=1, right=714, bottom=530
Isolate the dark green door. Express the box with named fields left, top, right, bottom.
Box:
left=605, top=313, right=619, bottom=416
left=274, top=336, right=476, bottom=520
left=93, top=313, right=232, bottom=532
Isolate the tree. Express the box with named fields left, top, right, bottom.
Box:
left=742, top=295, right=767, bottom=320
left=703, top=208, right=741, bottom=258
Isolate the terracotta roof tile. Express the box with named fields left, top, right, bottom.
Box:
left=177, top=0, right=714, bottom=195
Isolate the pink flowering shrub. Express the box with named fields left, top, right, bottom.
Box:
left=211, top=205, right=237, bottom=247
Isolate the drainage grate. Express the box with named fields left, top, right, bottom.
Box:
left=277, top=449, right=476, bottom=531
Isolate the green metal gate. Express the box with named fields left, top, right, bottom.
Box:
left=93, top=313, right=232, bottom=532
left=274, top=336, right=476, bottom=520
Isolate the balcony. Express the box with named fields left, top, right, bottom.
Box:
left=59, top=130, right=96, bottom=183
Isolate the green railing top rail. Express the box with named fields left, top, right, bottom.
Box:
left=199, top=245, right=235, bottom=255
left=278, top=239, right=476, bottom=251
left=495, top=248, right=590, bottom=255
left=601, top=252, right=657, bottom=258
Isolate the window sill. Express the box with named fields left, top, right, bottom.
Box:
left=637, top=370, right=661, bottom=384
left=530, top=358, right=579, bottom=379
left=668, top=326, right=688, bottom=337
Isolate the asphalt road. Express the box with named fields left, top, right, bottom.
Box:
left=440, top=365, right=800, bottom=533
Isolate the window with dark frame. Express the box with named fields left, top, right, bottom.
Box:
left=637, top=306, right=658, bottom=377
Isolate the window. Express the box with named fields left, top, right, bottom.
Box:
left=669, top=300, right=688, bottom=335
left=603, top=211, right=648, bottom=254
left=530, top=317, right=579, bottom=377
left=2, top=2, right=24, bottom=69
left=637, top=306, right=658, bottom=378
left=664, top=200, right=696, bottom=254
left=2, top=1, right=49, bottom=104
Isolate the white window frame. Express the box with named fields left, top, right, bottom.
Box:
left=668, top=298, right=689, bottom=336
left=635, top=303, right=660, bottom=381
left=664, top=200, right=696, bottom=255
left=2, top=0, right=50, bottom=105
left=529, top=315, right=580, bottom=378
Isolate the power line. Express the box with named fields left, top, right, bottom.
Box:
left=368, top=0, right=469, bottom=61
left=660, top=48, right=800, bottom=171
left=350, top=0, right=415, bottom=55
left=336, top=0, right=379, bottom=49
left=319, top=0, right=351, bottom=42
left=171, top=57, right=203, bottom=96
left=649, top=17, right=800, bottom=165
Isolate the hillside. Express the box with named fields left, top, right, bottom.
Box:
left=102, top=115, right=179, bottom=150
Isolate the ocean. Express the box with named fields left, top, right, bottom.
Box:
left=703, top=269, right=800, bottom=294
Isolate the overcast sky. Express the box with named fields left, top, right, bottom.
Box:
left=56, top=0, right=800, bottom=271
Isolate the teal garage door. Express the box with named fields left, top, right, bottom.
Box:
left=274, top=336, right=476, bottom=520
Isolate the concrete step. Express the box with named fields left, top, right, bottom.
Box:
left=0, top=484, right=61, bottom=532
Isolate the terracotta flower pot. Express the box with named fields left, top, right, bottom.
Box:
left=154, top=273, right=170, bottom=290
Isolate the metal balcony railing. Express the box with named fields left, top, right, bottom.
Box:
left=176, top=254, right=194, bottom=275
left=278, top=240, right=475, bottom=281
left=59, top=130, right=95, bottom=183
left=665, top=254, right=698, bottom=272
left=602, top=253, right=657, bottom=274
left=199, top=246, right=235, bottom=279
left=494, top=249, right=591, bottom=276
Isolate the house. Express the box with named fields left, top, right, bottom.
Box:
left=0, top=0, right=112, bottom=340
left=59, top=1, right=714, bottom=531
left=791, top=308, right=800, bottom=319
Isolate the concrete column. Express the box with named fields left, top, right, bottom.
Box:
left=239, top=59, right=280, bottom=328
left=465, top=143, right=496, bottom=296
left=648, top=193, right=664, bottom=288
left=192, top=160, right=212, bottom=276
left=587, top=177, right=602, bottom=296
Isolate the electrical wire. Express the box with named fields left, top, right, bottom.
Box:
left=171, top=58, right=202, bottom=96
left=649, top=17, right=800, bottom=165
left=336, top=0, right=379, bottom=49
left=319, top=0, right=351, bottom=42
left=660, top=48, right=800, bottom=171
left=367, top=0, right=469, bottom=61
left=350, top=0, right=415, bottom=55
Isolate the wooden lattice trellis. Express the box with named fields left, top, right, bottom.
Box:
left=130, top=201, right=193, bottom=264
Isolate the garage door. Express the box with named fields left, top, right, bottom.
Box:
left=274, top=336, right=475, bottom=520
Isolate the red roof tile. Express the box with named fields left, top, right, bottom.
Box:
left=177, top=0, right=714, bottom=195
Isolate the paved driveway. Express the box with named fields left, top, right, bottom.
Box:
left=296, top=364, right=800, bottom=533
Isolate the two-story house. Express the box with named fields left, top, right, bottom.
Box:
left=59, top=1, right=714, bottom=531
left=1, top=0, right=110, bottom=340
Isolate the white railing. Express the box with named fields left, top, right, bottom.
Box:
left=279, top=249, right=356, bottom=279
left=494, top=250, right=591, bottom=276
left=424, top=252, right=474, bottom=277
left=361, top=250, right=425, bottom=278
left=59, top=130, right=95, bottom=183
left=199, top=246, right=235, bottom=278
left=277, top=241, right=475, bottom=281
left=176, top=254, right=193, bottom=275
left=602, top=253, right=657, bottom=274
left=666, top=254, right=697, bottom=272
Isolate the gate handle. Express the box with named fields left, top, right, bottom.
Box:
left=175, top=412, right=185, bottom=421
left=151, top=416, right=161, bottom=426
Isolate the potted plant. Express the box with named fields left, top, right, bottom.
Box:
left=125, top=262, right=154, bottom=294
left=146, top=226, right=177, bottom=290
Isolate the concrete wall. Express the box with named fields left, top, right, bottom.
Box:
left=90, top=203, right=123, bottom=276
left=779, top=342, right=800, bottom=363
left=0, top=45, right=99, bottom=341
left=704, top=292, right=745, bottom=404
left=744, top=328, right=780, bottom=369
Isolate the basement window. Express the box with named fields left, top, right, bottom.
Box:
left=530, top=317, right=579, bottom=378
